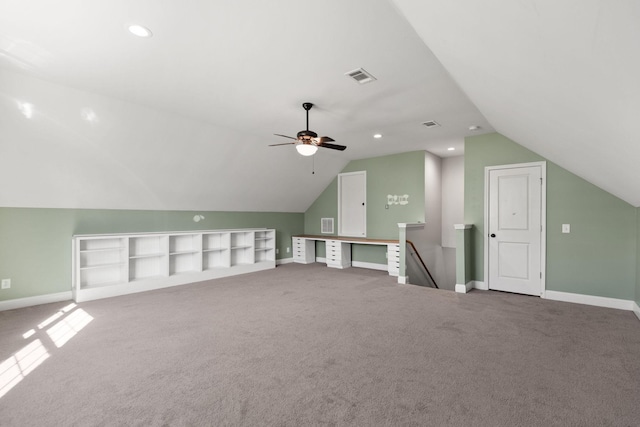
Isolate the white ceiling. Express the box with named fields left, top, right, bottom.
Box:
left=392, top=0, right=640, bottom=207
left=1, top=0, right=638, bottom=211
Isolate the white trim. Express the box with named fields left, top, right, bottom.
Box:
left=276, top=258, right=294, bottom=265
left=472, top=281, right=488, bottom=290
left=75, top=261, right=274, bottom=303
left=398, top=276, right=408, bottom=284
left=484, top=161, right=547, bottom=296
left=0, top=291, right=72, bottom=312
left=634, top=302, right=640, bottom=322
left=543, top=290, right=634, bottom=311
left=455, top=281, right=474, bottom=293
left=73, top=228, right=269, bottom=238
left=351, top=261, right=387, bottom=271
left=338, top=170, right=367, bottom=237
left=453, top=224, right=473, bottom=230
left=315, top=257, right=387, bottom=272
left=397, top=223, right=425, bottom=230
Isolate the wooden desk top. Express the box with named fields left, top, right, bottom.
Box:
left=293, top=235, right=399, bottom=244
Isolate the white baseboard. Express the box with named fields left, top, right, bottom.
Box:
left=398, top=276, right=408, bottom=284
left=633, top=302, right=640, bottom=321
left=455, top=282, right=474, bottom=294
left=351, top=261, right=387, bottom=271
left=472, top=281, right=488, bottom=290
left=314, top=258, right=387, bottom=272
left=0, top=291, right=73, bottom=312
left=543, top=290, right=635, bottom=311
left=276, top=258, right=294, bottom=265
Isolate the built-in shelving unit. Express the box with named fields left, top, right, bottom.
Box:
left=72, top=229, right=275, bottom=302
left=77, top=237, right=127, bottom=289
left=254, top=230, right=276, bottom=263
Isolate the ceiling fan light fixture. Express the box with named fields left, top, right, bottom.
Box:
left=296, top=144, right=318, bottom=156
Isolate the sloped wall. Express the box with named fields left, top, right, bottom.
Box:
left=305, top=151, right=426, bottom=264
left=0, top=208, right=303, bottom=301
left=465, top=133, right=636, bottom=300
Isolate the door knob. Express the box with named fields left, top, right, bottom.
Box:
left=490, top=233, right=496, bottom=238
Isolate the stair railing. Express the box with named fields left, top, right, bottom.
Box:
left=406, top=240, right=439, bottom=289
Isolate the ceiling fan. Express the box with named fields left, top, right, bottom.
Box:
left=269, top=102, right=346, bottom=156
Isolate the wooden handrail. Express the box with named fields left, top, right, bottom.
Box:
left=406, top=240, right=438, bottom=289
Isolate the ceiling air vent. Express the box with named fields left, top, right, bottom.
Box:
left=345, top=68, right=377, bottom=85
left=422, top=120, right=440, bottom=128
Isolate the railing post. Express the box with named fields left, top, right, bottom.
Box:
left=454, top=224, right=473, bottom=293
left=397, top=223, right=424, bottom=285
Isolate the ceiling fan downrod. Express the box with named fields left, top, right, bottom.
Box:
left=302, top=102, right=313, bottom=131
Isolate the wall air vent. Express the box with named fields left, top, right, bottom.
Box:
left=345, top=68, right=377, bottom=85
left=422, top=120, right=440, bottom=128
left=321, top=218, right=335, bottom=234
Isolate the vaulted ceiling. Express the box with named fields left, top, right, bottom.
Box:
left=1, top=0, right=637, bottom=211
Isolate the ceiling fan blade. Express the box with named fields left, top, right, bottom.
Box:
left=274, top=133, right=297, bottom=140
left=268, top=142, right=296, bottom=147
left=316, top=136, right=335, bottom=143
left=318, top=142, right=347, bottom=151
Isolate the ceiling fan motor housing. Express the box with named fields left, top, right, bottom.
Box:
left=297, top=130, right=318, bottom=140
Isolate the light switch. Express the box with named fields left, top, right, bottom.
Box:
left=562, top=224, right=570, bottom=233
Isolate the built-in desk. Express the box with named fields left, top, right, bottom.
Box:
left=292, top=235, right=400, bottom=276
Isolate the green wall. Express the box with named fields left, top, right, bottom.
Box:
left=0, top=208, right=303, bottom=301
left=465, top=133, right=636, bottom=300
left=305, top=151, right=426, bottom=264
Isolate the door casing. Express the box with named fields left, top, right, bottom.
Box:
left=483, top=161, right=546, bottom=296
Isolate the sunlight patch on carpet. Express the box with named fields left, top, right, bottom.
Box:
left=0, top=339, right=49, bottom=398
left=46, top=309, right=93, bottom=348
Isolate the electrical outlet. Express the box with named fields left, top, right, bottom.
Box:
left=286, top=247, right=290, bottom=253
left=1, top=279, right=10, bottom=289
left=562, top=224, right=571, bottom=234
left=276, top=248, right=279, bottom=254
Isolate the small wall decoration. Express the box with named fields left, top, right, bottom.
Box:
left=387, top=194, right=409, bottom=206
left=193, top=214, right=205, bottom=222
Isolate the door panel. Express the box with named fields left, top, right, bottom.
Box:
left=488, top=166, right=542, bottom=295
left=498, top=242, right=529, bottom=279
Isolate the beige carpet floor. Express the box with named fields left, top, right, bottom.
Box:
left=1, top=263, right=639, bottom=426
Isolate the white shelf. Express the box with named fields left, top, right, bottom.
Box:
left=80, top=247, right=125, bottom=253
left=72, top=228, right=275, bottom=302
left=80, top=262, right=126, bottom=270
left=129, top=253, right=164, bottom=259
left=170, top=250, right=200, bottom=255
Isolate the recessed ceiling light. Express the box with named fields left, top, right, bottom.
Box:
left=128, top=24, right=153, bottom=38
left=447, top=147, right=455, bottom=151
left=468, top=125, right=481, bottom=131
left=373, top=133, right=382, bottom=139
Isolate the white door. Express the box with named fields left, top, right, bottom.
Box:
left=338, top=171, right=366, bottom=237
left=487, top=164, right=544, bottom=296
